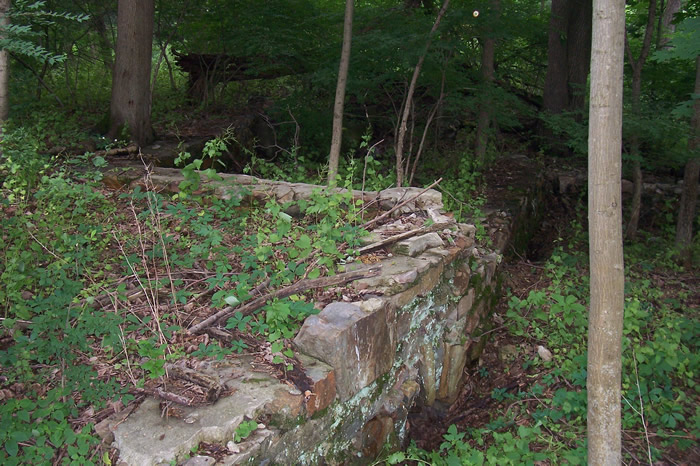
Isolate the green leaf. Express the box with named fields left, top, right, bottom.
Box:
left=386, top=452, right=405, bottom=464
left=5, top=439, right=18, bottom=457
left=224, top=295, right=240, bottom=307
left=270, top=341, right=284, bottom=353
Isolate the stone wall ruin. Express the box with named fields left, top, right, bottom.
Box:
left=98, top=160, right=542, bottom=465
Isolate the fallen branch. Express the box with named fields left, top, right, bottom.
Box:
left=164, top=363, right=224, bottom=402
left=358, top=222, right=448, bottom=254
left=188, top=265, right=382, bottom=334
left=360, top=178, right=442, bottom=231
left=131, top=386, right=192, bottom=406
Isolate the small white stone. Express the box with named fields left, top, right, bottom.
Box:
left=537, top=345, right=553, bottom=362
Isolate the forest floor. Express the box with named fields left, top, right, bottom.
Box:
left=2, top=118, right=698, bottom=464
left=406, top=179, right=700, bottom=465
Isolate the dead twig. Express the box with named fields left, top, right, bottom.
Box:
left=188, top=265, right=382, bottom=334
left=360, top=178, right=442, bottom=231
left=164, top=363, right=224, bottom=402
left=358, top=222, right=447, bottom=254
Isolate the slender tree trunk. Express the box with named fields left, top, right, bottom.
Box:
left=624, top=0, right=656, bottom=240
left=626, top=68, right=644, bottom=240
left=395, top=0, right=450, bottom=187
left=475, top=0, right=499, bottom=163
left=675, top=55, right=700, bottom=265
left=328, top=0, right=354, bottom=186
left=587, top=0, right=625, bottom=463
left=0, top=0, right=10, bottom=125
left=108, top=0, right=155, bottom=147
left=93, top=13, right=114, bottom=72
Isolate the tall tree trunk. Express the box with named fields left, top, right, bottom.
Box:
left=541, top=0, right=592, bottom=154
left=624, top=0, right=656, bottom=240
left=395, top=0, right=450, bottom=187
left=675, top=55, right=700, bottom=265
left=475, top=0, right=499, bottom=164
left=0, top=0, right=10, bottom=126
left=587, top=0, right=625, bottom=462
left=566, top=0, right=592, bottom=115
left=657, top=0, right=682, bottom=49
left=328, top=0, right=354, bottom=187
left=108, top=0, right=155, bottom=147
left=542, top=0, right=569, bottom=115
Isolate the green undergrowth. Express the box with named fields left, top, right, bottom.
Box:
left=378, top=216, right=698, bottom=464
left=0, top=125, right=369, bottom=463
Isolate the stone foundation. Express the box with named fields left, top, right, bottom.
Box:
left=101, top=157, right=542, bottom=465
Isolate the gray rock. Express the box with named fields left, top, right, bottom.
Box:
left=537, top=345, right=553, bottom=362
left=111, top=359, right=298, bottom=465
left=395, top=232, right=444, bottom=257
left=183, top=456, right=216, bottom=466
left=294, top=302, right=394, bottom=400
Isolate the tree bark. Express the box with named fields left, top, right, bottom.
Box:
left=108, top=0, right=155, bottom=147
left=542, top=0, right=569, bottom=115
left=624, top=0, right=656, bottom=240
left=541, top=0, right=592, bottom=154
left=567, top=0, right=593, bottom=114
left=587, top=0, right=626, bottom=463
left=657, top=0, right=682, bottom=49
left=395, top=0, right=450, bottom=187
left=475, top=0, right=499, bottom=164
left=328, top=0, right=354, bottom=187
left=0, top=0, right=11, bottom=125
left=675, top=55, right=700, bottom=265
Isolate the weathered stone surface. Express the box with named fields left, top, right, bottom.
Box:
left=94, top=404, right=136, bottom=445
left=352, top=255, right=429, bottom=295
left=297, top=354, right=336, bottom=417
left=465, top=308, right=482, bottom=335
left=378, top=187, right=443, bottom=211
left=294, top=303, right=394, bottom=401
left=444, top=316, right=468, bottom=344
left=360, top=415, right=395, bottom=458
left=220, top=427, right=276, bottom=465
left=483, top=252, right=501, bottom=282
left=459, top=223, right=476, bottom=238
left=450, top=289, right=475, bottom=323
left=389, top=260, right=444, bottom=310
left=395, top=232, right=444, bottom=257
left=427, top=207, right=453, bottom=225
left=266, top=387, right=304, bottom=428
left=437, top=342, right=469, bottom=403
left=418, top=344, right=437, bottom=406
left=451, top=262, right=472, bottom=296
left=141, top=168, right=445, bottom=218
left=183, top=456, right=216, bottom=466
left=110, top=359, right=297, bottom=465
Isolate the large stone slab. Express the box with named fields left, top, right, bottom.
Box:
left=294, top=302, right=394, bottom=401
left=110, top=358, right=302, bottom=465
